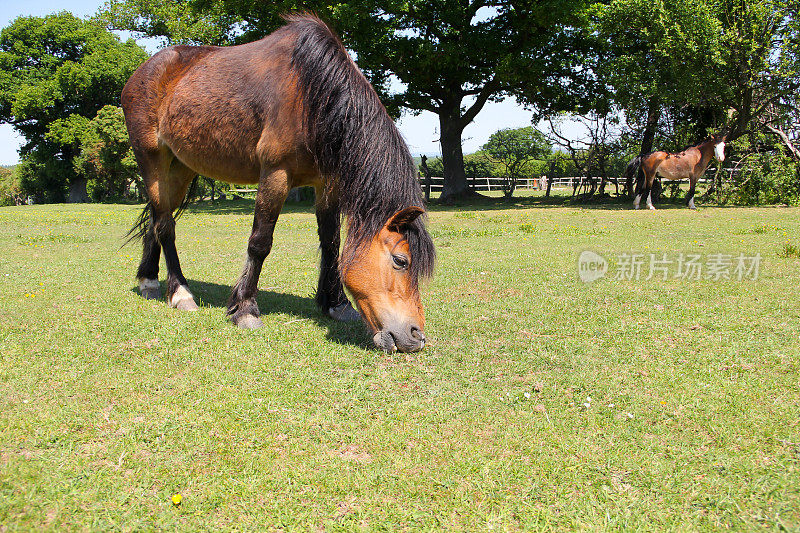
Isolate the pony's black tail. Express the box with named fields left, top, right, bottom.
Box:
left=123, top=176, right=200, bottom=245
left=622, top=155, right=644, bottom=196
left=124, top=201, right=153, bottom=246
left=174, top=176, right=200, bottom=220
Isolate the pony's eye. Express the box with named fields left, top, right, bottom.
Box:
left=391, top=254, right=409, bottom=270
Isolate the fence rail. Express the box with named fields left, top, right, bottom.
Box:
left=417, top=175, right=712, bottom=192
left=230, top=174, right=716, bottom=196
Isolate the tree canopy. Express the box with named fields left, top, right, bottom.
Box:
left=2, top=0, right=797, bottom=205
left=102, top=0, right=595, bottom=202
left=0, top=11, right=147, bottom=201
left=482, top=126, right=551, bottom=197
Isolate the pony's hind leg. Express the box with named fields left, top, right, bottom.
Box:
left=686, top=177, right=698, bottom=209
left=226, top=168, right=290, bottom=329
left=314, top=187, right=360, bottom=322
left=137, top=220, right=161, bottom=299
left=155, top=207, right=199, bottom=311
left=642, top=172, right=656, bottom=210
left=134, top=145, right=199, bottom=310
left=633, top=171, right=644, bottom=209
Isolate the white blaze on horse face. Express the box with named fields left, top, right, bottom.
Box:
left=715, top=141, right=726, bottom=161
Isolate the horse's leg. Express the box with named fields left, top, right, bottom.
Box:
left=152, top=157, right=199, bottom=310
left=131, top=145, right=196, bottom=308
left=314, top=186, right=360, bottom=322
left=686, top=176, right=698, bottom=209
left=137, top=221, right=161, bottom=300
left=644, top=172, right=656, bottom=210
left=227, top=169, right=289, bottom=329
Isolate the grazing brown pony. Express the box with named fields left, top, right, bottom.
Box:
left=628, top=135, right=726, bottom=210
left=121, top=15, right=435, bottom=353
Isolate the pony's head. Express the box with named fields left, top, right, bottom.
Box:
left=342, top=207, right=431, bottom=353
left=712, top=133, right=726, bottom=162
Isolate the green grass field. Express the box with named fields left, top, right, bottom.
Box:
left=1, top=194, right=798, bottom=531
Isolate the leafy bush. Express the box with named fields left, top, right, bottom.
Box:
left=0, top=166, right=22, bottom=206
left=724, top=136, right=800, bottom=206
left=17, top=149, right=71, bottom=203
left=75, top=105, right=140, bottom=201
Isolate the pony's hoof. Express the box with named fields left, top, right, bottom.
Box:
left=328, top=302, right=361, bottom=322
left=139, top=279, right=161, bottom=300
left=235, top=314, right=263, bottom=329
left=175, top=299, right=199, bottom=311
left=169, top=285, right=198, bottom=311
left=141, top=287, right=161, bottom=300
left=647, top=205, right=656, bottom=211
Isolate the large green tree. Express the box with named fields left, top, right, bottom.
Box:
left=592, top=0, right=723, bottom=155
left=102, top=0, right=593, bottom=202
left=74, top=105, right=140, bottom=201
left=482, top=126, right=550, bottom=197
left=595, top=0, right=799, bottom=148
left=713, top=0, right=799, bottom=143
left=0, top=12, right=147, bottom=202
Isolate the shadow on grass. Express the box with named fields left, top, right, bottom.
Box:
left=182, top=193, right=706, bottom=216
left=130, top=279, right=373, bottom=350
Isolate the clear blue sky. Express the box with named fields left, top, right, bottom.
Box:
left=0, top=1, right=541, bottom=165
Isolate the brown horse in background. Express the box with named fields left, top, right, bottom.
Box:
left=628, top=135, right=726, bottom=210
left=121, top=15, right=435, bottom=353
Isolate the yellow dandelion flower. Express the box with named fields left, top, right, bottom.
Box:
left=171, top=493, right=182, bottom=506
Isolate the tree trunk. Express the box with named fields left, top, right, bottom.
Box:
left=420, top=156, right=432, bottom=202
left=587, top=174, right=597, bottom=196
left=765, top=124, right=800, bottom=162
left=545, top=162, right=555, bottom=197
left=504, top=174, right=517, bottom=199
left=438, top=111, right=471, bottom=203
left=640, top=97, right=660, bottom=155
left=628, top=96, right=661, bottom=197
left=68, top=178, right=90, bottom=203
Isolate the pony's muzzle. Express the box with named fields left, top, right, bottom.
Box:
left=372, top=323, right=426, bottom=353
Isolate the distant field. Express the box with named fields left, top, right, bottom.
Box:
left=1, top=196, right=798, bottom=530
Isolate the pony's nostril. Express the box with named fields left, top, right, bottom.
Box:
left=410, top=326, right=424, bottom=341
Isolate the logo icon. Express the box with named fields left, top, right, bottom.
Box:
left=578, top=251, right=607, bottom=282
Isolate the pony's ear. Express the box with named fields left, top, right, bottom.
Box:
left=386, top=206, right=425, bottom=232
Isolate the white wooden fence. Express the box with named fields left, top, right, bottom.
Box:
left=229, top=174, right=715, bottom=197
left=418, top=175, right=714, bottom=192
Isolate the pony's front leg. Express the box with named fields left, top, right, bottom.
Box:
left=314, top=189, right=360, bottom=322
left=227, top=171, right=289, bottom=329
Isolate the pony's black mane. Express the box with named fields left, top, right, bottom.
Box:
left=286, top=14, right=435, bottom=284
